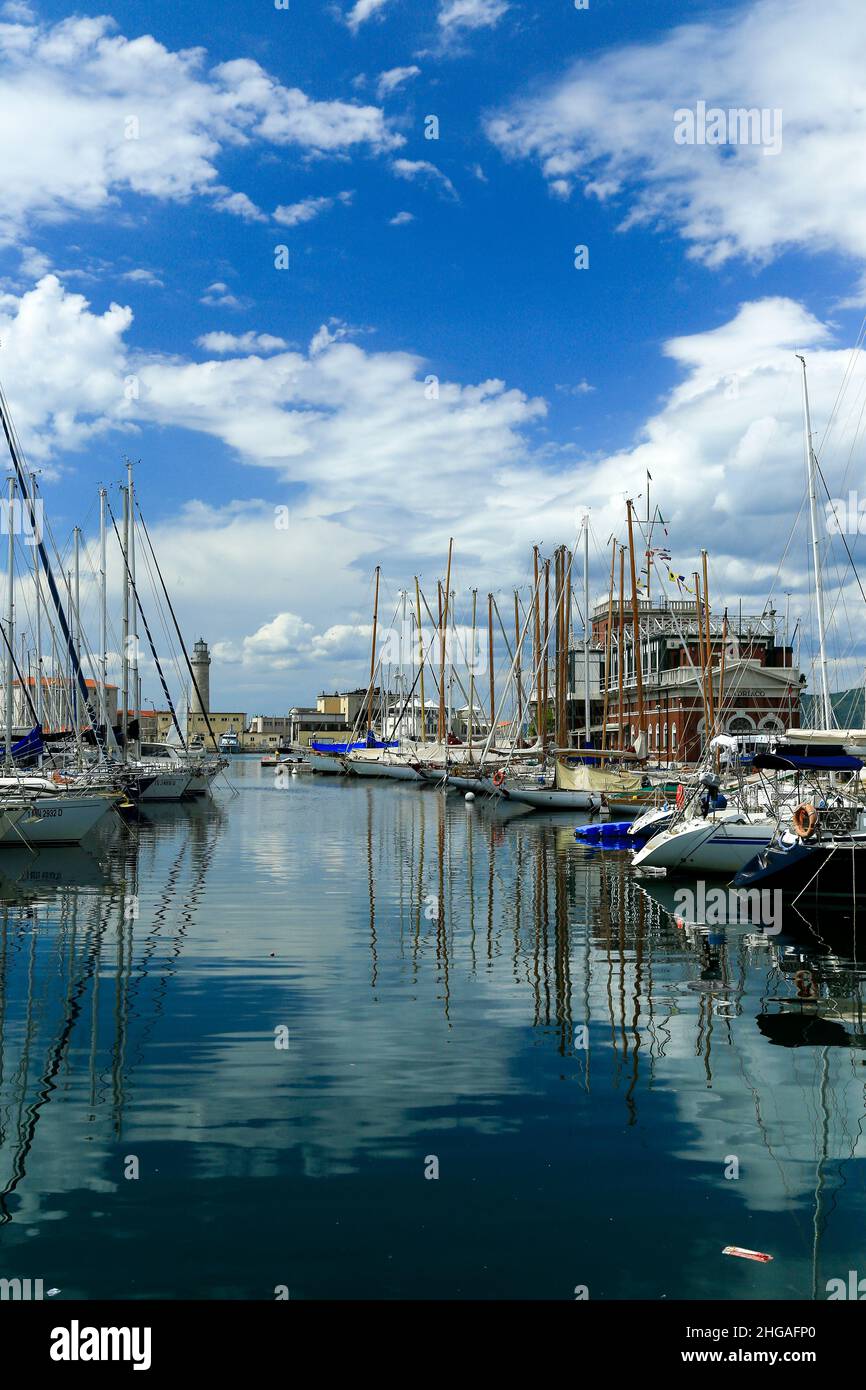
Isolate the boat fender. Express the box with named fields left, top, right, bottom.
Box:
left=791, top=803, right=819, bottom=839
left=492, top=769, right=506, bottom=788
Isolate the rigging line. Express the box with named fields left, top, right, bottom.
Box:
left=0, top=386, right=105, bottom=755
left=105, top=497, right=186, bottom=747
left=815, top=455, right=866, bottom=619
left=816, top=313, right=866, bottom=458
left=133, top=523, right=188, bottom=699
left=132, top=499, right=219, bottom=753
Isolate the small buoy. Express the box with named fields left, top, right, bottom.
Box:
left=465, top=791, right=475, bottom=803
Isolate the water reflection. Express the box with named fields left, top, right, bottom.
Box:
left=0, top=765, right=864, bottom=1298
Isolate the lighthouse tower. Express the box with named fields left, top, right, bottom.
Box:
left=190, top=638, right=211, bottom=716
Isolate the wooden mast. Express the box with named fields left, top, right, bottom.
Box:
left=514, top=589, right=523, bottom=747
left=542, top=558, right=550, bottom=753
left=468, top=588, right=477, bottom=754
left=533, top=546, right=540, bottom=739
left=617, top=545, right=625, bottom=750
left=601, top=537, right=615, bottom=751
left=367, top=563, right=380, bottom=733
left=565, top=545, right=575, bottom=748
left=626, top=501, right=645, bottom=748
left=437, top=538, right=453, bottom=742
left=554, top=547, right=562, bottom=749
left=701, top=549, right=716, bottom=736
left=694, top=570, right=709, bottom=740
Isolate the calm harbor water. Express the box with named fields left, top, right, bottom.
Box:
left=0, top=758, right=865, bottom=1301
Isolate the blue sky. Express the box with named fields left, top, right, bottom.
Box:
left=1, top=0, right=865, bottom=712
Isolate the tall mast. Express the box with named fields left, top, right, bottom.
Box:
left=701, top=549, right=715, bottom=735
left=127, top=461, right=139, bottom=734
left=532, top=546, right=540, bottom=739
left=626, top=500, right=645, bottom=745
left=30, top=473, right=42, bottom=731
left=414, top=576, right=425, bottom=743
left=121, top=485, right=129, bottom=760
left=617, top=545, right=625, bottom=749
left=601, top=537, right=615, bottom=752
left=694, top=570, right=709, bottom=739
left=73, top=526, right=81, bottom=743
left=4, top=476, right=13, bottom=766
left=797, top=354, right=833, bottom=728
left=514, top=590, right=523, bottom=746
left=487, top=592, right=495, bottom=745
left=542, top=558, right=550, bottom=753
left=468, top=588, right=477, bottom=753
left=437, top=539, right=453, bottom=743
left=448, top=587, right=455, bottom=744
left=367, top=564, right=380, bottom=733
left=583, top=515, right=591, bottom=746
left=553, top=549, right=562, bottom=748
left=99, top=488, right=109, bottom=740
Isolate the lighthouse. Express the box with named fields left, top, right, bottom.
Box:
left=190, top=637, right=211, bottom=716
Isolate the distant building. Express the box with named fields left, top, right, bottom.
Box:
left=589, top=595, right=801, bottom=761
left=288, top=688, right=390, bottom=747
left=12, top=676, right=118, bottom=733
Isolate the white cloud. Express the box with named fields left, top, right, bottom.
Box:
left=121, top=268, right=165, bottom=287
left=556, top=380, right=595, bottom=396
left=345, top=0, right=391, bottom=33
left=389, top=210, right=414, bottom=226
left=1, top=1, right=35, bottom=19
left=200, top=281, right=244, bottom=309
left=391, top=158, right=457, bottom=200
left=211, top=189, right=267, bottom=223
left=486, top=0, right=866, bottom=269
left=0, top=15, right=400, bottom=244
left=196, top=331, right=289, bottom=355
left=439, top=0, right=508, bottom=32
left=5, top=275, right=865, bottom=698
left=376, top=65, right=420, bottom=99
left=273, top=191, right=353, bottom=227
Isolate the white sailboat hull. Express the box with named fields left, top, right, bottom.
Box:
left=501, top=786, right=600, bottom=810
left=632, top=818, right=774, bottom=874
left=307, top=753, right=346, bottom=774
left=2, top=795, right=113, bottom=845
left=138, top=771, right=191, bottom=802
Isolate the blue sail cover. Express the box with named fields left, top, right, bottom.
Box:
left=10, top=724, right=44, bottom=760
left=310, top=736, right=398, bottom=754
left=752, top=750, right=863, bottom=772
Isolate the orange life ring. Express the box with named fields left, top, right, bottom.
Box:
left=792, top=803, right=819, bottom=839
left=51, top=770, right=67, bottom=785
left=492, top=768, right=506, bottom=787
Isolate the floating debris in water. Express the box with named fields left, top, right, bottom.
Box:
left=722, top=1246, right=772, bottom=1263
